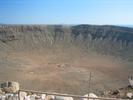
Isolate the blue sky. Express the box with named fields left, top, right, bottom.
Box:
left=0, top=0, right=133, bottom=25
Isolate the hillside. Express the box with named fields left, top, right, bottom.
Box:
left=0, top=24, right=133, bottom=94
left=0, top=25, right=133, bottom=58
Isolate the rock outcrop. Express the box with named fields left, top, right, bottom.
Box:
left=0, top=81, right=19, bottom=93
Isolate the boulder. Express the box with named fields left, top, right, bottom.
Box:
left=0, top=88, right=3, bottom=94
left=0, top=82, right=19, bottom=93
left=126, top=92, right=133, bottom=98
left=19, top=91, right=27, bottom=100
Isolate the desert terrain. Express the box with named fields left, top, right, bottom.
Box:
left=0, top=25, right=133, bottom=95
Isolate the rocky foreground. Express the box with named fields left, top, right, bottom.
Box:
left=0, top=82, right=133, bottom=99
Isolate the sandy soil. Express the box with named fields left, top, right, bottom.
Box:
left=0, top=49, right=132, bottom=95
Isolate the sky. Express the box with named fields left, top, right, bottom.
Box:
left=0, top=0, right=133, bottom=25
